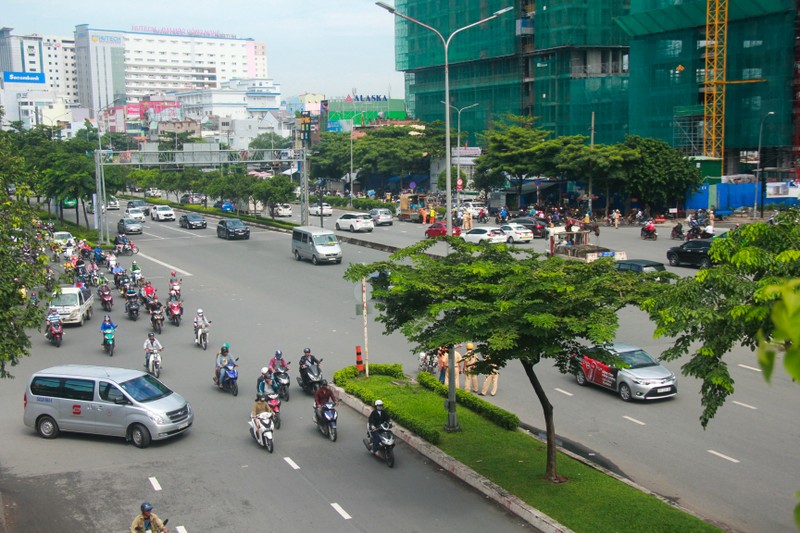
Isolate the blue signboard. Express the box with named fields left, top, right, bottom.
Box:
left=3, top=71, right=46, bottom=84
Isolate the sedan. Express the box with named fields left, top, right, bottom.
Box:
left=217, top=219, right=250, bottom=240
left=336, top=213, right=374, bottom=233
left=117, top=218, right=143, bottom=235
left=125, top=208, right=146, bottom=222
left=461, top=227, right=506, bottom=244
left=214, top=199, right=235, bottom=212
left=369, top=208, right=394, bottom=226
left=107, top=196, right=120, bottom=210
left=310, top=203, right=333, bottom=216
left=51, top=231, right=74, bottom=246
left=179, top=213, right=207, bottom=229
left=499, top=223, right=534, bottom=243
left=425, top=222, right=461, bottom=238
left=666, top=239, right=713, bottom=268
left=275, top=204, right=293, bottom=217
left=508, top=217, right=549, bottom=238
left=151, top=205, right=175, bottom=221
left=572, top=343, right=677, bottom=401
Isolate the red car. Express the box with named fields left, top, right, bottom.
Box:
left=425, top=223, right=461, bottom=238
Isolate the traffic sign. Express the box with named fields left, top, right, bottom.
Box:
left=409, top=181, right=416, bottom=190
left=456, top=178, right=463, bottom=191
left=535, top=179, right=542, bottom=186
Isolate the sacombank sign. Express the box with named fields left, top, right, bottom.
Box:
left=3, top=71, right=46, bottom=84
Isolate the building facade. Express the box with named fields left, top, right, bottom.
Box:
left=172, top=78, right=281, bottom=121
left=0, top=27, right=78, bottom=101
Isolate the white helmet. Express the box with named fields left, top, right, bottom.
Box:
left=197, top=309, right=203, bottom=315
left=260, top=367, right=268, bottom=375
left=374, top=399, right=384, bottom=409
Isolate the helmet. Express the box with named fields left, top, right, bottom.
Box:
left=275, top=349, right=283, bottom=359
left=303, top=347, right=311, bottom=354
left=171, top=271, right=176, bottom=277
left=374, top=399, right=384, bottom=409
left=260, top=367, right=268, bottom=375
left=141, top=502, right=153, bottom=513
left=197, top=309, right=203, bottom=315
left=132, top=260, right=137, bottom=265
left=152, top=296, right=158, bottom=301
left=466, top=342, right=474, bottom=350
left=103, top=315, right=111, bottom=321
left=321, top=379, right=328, bottom=387
left=148, top=332, right=155, bottom=338
left=221, top=343, right=230, bottom=353
left=256, top=395, right=266, bottom=402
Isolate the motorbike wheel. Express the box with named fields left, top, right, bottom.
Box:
left=55, top=336, right=62, bottom=348
left=175, top=315, right=181, bottom=327
left=231, top=381, right=239, bottom=397
left=154, top=364, right=160, bottom=379
left=273, top=413, right=281, bottom=430
left=385, top=447, right=395, bottom=468
left=266, top=438, right=274, bottom=453
left=329, top=426, right=337, bottom=443
left=200, top=333, right=207, bottom=351
left=282, top=386, right=289, bottom=402
left=109, top=344, right=114, bottom=357
left=155, top=320, right=162, bottom=334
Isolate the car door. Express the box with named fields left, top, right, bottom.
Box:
left=680, top=241, right=704, bottom=264
left=93, top=381, right=129, bottom=436
left=58, top=378, right=97, bottom=433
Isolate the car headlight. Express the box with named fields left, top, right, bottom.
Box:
left=632, top=378, right=656, bottom=386
left=147, top=411, right=166, bottom=424
left=186, top=403, right=193, bottom=416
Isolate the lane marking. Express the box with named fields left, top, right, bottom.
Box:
left=554, top=388, right=573, bottom=396
left=738, top=364, right=762, bottom=372
left=732, top=401, right=757, bottom=410
left=283, top=457, right=301, bottom=470
left=141, top=231, right=165, bottom=240
left=148, top=477, right=162, bottom=491
left=623, top=416, right=646, bottom=426
left=331, top=503, right=352, bottom=520
left=708, top=450, right=740, bottom=463
left=175, top=527, right=188, bottom=533
left=136, top=251, right=194, bottom=277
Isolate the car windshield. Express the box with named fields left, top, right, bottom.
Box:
left=123, top=219, right=137, bottom=224
left=188, top=215, right=202, bottom=220
left=619, top=349, right=659, bottom=369
left=313, top=234, right=338, bottom=245
left=50, top=293, right=78, bottom=307
left=157, top=206, right=171, bottom=211
left=120, top=374, right=173, bottom=403
left=227, top=220, right=244, bottom=227
left=642, top=265, right=666, bottom=273
left=128, top=208, right=142, bottom=214
left=53, top=232, right=72, bottom=241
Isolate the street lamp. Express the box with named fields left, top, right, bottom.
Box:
left=350, top=111, right=366, bottom=206
left=756, top=111, right=774, bottom=219
left=442, top=101, right=478, bottom=209
left=377, top=2, right=513, bottom=433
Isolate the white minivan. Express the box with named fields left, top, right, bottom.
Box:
left=291, top=226, right=342, bottom=265
left=24, top=365, right=194, bottom=448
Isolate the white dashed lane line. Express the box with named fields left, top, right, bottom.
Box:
left=136, top=251, right=193, bottom=277
left=554, top=388, right=573, bottom=396
left=331, top=503, right=352, bottom=520
left=284, top=457, right=301, bottom=470
left=738, top=364, right=762, bottom=372
left=732, top=400, right=757, bottom=410
left=175, top=527, right=188, bottom=533
left=623, top=416, right=646, bottom=426
left=148, top=476, right=162, bottom=491
left=708, top=450, right=740, bottom=463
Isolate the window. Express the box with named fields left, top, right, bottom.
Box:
left=30, top=377, right=61, bottom=397
left=62, top=379, right=95, bottom=401
left=99, top=381, right=125, bottom=403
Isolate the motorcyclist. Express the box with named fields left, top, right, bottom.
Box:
left=130, top=501, right=168, bottom=533
left=99, top=314, right=117, bottom=347
left=44, top=308, right=62, bottom=338
left=215, top=343, right=235, bottom=389
left=112, top=264, right=125, bottom=288
left=702, top=224, right=715, bottom=238
left=368, top=399, right=391, bottom=453
left=168, top=271, right=181, bottom=300
left=93, top=245, right=105, bottom=264
left=114, top=233, right=127, bottom=253
left=314, top=379, right=336, bottom=422
left=252, top=394, right=272, bottom=418
left=298, top=347, right=319, bottom=388
left=143, top=332, right=163, bottom=370
left=86, top=259, right=99, bottom=274
left=193, top=308, right=211, bottom=343
left=671, top=222, right=684, bottom=238
left=257, top=367, right=272, bottom=396
left=499, top=206, right=508, bottom=223
left=149, top=296, right=164, bottom=327
left=268, top=349, right=288, bottom=378
left=642, top=219, right=656, bottom=237
left=131, top=260, right=143, bottom=284
left=125, top=287, right=138, bottom=313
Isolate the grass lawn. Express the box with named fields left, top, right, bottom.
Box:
left=343, top=373, right=721, bottom=533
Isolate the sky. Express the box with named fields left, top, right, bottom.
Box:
left=3, top=0, right=405, bottom=99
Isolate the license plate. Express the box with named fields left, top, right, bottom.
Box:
left=657, top=387, right=671, bottom=393
left=178, top=421, right=189, bottom=429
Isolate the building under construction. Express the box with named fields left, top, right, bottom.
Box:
left=391, top=0, right=798, bottom=179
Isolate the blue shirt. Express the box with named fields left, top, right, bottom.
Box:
left=100, top=321, right=117, bottom=332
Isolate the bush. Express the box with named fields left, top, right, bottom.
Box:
left=322, top=195, right=397, bottom=214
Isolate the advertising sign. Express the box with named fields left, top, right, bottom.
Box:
left=3, top=71, right=46, bottom=84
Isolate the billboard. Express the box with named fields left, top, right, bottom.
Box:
left=3, top=71, right=46, bottom=84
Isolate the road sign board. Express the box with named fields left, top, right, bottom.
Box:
left=409, top=181, right=416, bottom=190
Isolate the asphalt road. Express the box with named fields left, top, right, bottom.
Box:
left=0, top=214, right=531, bottom=532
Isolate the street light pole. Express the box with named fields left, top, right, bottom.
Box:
left=443, top=102, right=478, bottom=211
left=756, top=111, right=774, bottom=219
left=350, top=112, right=366, bottom=207
left=377, top=2, right=513, bottom=433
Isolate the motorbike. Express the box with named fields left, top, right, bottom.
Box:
left=118, top=274, right=131, bottom=295
left=271, top=363, right=291, bottom=402
left=125, top=298, right=140, bottom=321
left=89, top=270, right=100, bottom=287
left=248, top=411, right=275, bottom=453
left=51, top=244, right=62, bottom=263
left=363, top=421, right=396, bottom=468
left=167, top=300, right=183, bottom=326
left=314, top=400, right=338, bottom=442
left=119, top=242, right=139, bottom=256
left=640, top=227, right=658, bottom=241
left=195, top=324, right=209, bottom=350
left=685, top=225, right=702, bottom=241
left=265, top=392, right=282, bottom=429
left=99, top=289, right=114, bottom=311
left=131, top=270, right=143, bottom=287
left=46, top=321, right=63, bottom=347
left=103, top=328, right=116, bottom=356
left=670, top=224, right=685, bottom=240
left=215, top=358, right=239, bottom=396
left=146, top=348, right=162, bottom=378
left=169, top=280, right=182, bottom=301
left=418, top=351, right=437, bottom=375
left=296, top=358, right=324, bottom=395
left=477, top=212, right=488, bottom=223
left=93, top=248, right=105, bottom=264
left=150, top=307, right=165, bottom=334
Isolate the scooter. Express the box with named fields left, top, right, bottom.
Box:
left=103, top=329, right=116, bottom=356
left=272, top=363, right=291, bottom=402
left=315, top=400, right=338, bottom=442
left=99, top=289, right=114, bottom=312
left=363, top=421, right=396, bottom=468
left=670, top=224, right=685, bottom=240
left=46, top=321, right=63, bottom=347
left=265, top=392, right=282, bottom=429
left=126, top=298, right=140, bottom=321
left=150, top=307, right=165, bottom=334
left=215, top=358, right=239, bottom=396
left=195, top=324, right=209, bottom=350
left=169, top=279, right=182, bottom=301
left=248, top=411, right=275, bottom=453
left=296, top=358, right=324, bottom=395
left=146, top=348, right=162, bottom=378
left=131, top=270, right=143, bottom=287
left=640, top=227, right=658, bottom=241
left=167, top=300, right=183, bottom=327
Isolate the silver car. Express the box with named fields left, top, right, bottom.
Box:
left=573, top=343, right=677, bottom=401
left=369, top=208, right=394, bottom=226
left=117, top=218, right=142, bottom=234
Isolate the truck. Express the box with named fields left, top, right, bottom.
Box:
left=398, top=193, right=432, bottom=222
left=546, top=226, right=626, bottom=263
left=50, top=285, right=94, bottom=326
left=488, top=191, right=519, bottom=214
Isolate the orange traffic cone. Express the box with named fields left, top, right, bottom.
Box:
left=356, top=345, right=365, bottom=373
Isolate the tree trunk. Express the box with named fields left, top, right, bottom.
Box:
left=520, top=359, right=566, bottom=483
left=604, top=183, right=611, bottom=217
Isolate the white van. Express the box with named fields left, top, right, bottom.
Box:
left=292, top=226, right=342, bottom=265
left=50, top=286, right=93, bottom=326
left=24, top=365, right=193, bottom=448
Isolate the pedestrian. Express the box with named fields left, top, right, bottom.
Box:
left=419, top=206, right=427, bottom=224
left=462, top=209, right=473, bottom=230
left=709, top=209, right=715, bottom=227
left=613, top=209, right=620, bottom=229
left=480, top=361, right=499, bottom=396
left=446, top=345, right=463, bottom=389
left=462, top=343, right=478, bottom=392
left=429, top=206, right=437, bottom=225
left=437, top=346, right=448, bottom=384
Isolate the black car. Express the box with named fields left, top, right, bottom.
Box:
left=508, top=217, right=549, bottom=238
left=666, top=239, right=713, bottom=268
left=217, top=219, right=250, bottom=240
left=614, top=259, right=667, bottom=274
left=126, top=199, right=151, bottom=216
left=179, top=213, right=207, bottom=229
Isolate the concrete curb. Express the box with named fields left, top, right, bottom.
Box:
left=332, top=384, right=574, bottom=533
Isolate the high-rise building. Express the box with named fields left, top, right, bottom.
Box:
left=0, top=27, right=78, bottom=101
left=74, top=24, right=267, bottom=115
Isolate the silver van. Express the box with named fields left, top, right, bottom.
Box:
left=24, top=365, right=193, bottom=448
left=291, top=226, right=342, bottom=265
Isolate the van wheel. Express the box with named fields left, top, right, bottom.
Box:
left=130, top=423, right=152, bottom=448
left=37, top=415, right=60, bottom=439
left=294, top=250, right=302, bottom=261
left=311, top=255, right=319, bottom=265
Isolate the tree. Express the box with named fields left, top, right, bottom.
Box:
left=344, top=239, right=643, bottom=481
left=249, top=132, right=292, bottom=151
left=436, top=167, right=467, bottom=193
left=311, top=132, right=351, bottom=181
left=252, top=175, right=295, bottom=218
left=206, top=165, right=256, bottom=214
left=158, top=131, right=201, bottom=152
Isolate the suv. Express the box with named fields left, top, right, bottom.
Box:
left=369, top=208, right=394, bottom=226
left=666, top=239, right=713, bottom=268
left=151, top=205, right=176, bottom=221
left=126, top=199, right=151, bottom=216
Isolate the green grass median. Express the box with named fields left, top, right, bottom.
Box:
left=334, top=365, right=721, bottom=533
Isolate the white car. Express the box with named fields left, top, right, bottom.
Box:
left=126, top=208, right=146, bottom=222
left=107, top=196, right=120, bottom=210
left=499, top=223, right=534, bottom=243
left=310, top=203, right=333, bottom=216
left=51, top=231, right=74, bottom=246
left=461, top=226, right=507, bottom=244
left=275, top=203, right=293, bottom=217
left=145, top=188, right=161, bottom=198
left=151, top=205, right=176, bottom=221
left=335, top=212, right=374, bottom=233
left=463, top=202, right=487, bottom=217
